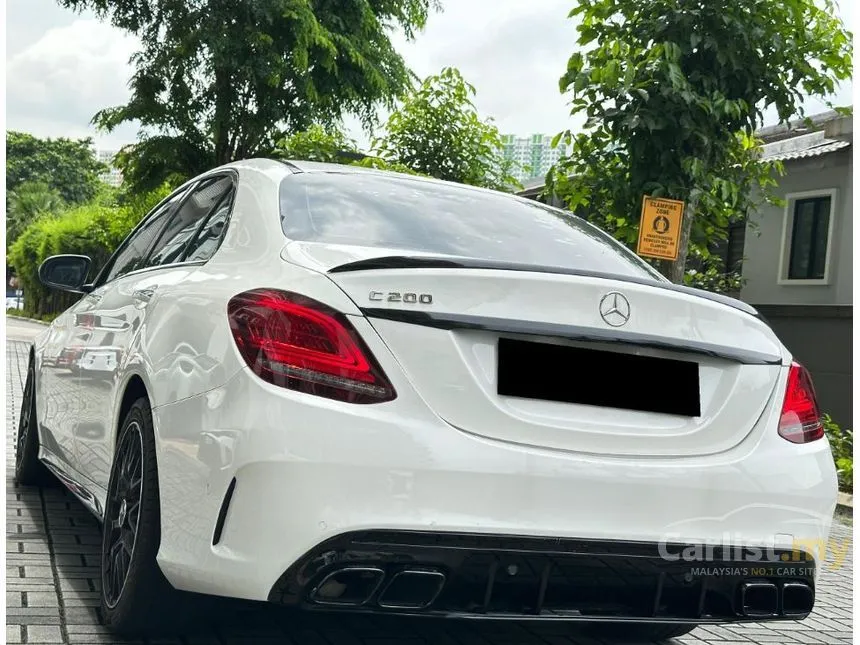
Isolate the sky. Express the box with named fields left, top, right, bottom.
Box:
left=5, top=0, right=856, bottom=153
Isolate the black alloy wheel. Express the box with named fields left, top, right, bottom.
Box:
left=102, top=419, right=144, bottom=608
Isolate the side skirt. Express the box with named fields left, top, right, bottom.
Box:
left=40, top=447, right=106, bottom=522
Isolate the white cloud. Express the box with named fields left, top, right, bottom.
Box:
left=345, top=0, right=577, bottom=147
left=6, top=17, right=139, bottom=148
left=5, top=0, right=854, bottom=152
left=400, top=0, right=576, bottom=135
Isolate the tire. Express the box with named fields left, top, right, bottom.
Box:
left=100, top=397, right=176, bottom=634
left=585, top=622, right=697, bottom=643
left=15, top=358, right=52, bottom=486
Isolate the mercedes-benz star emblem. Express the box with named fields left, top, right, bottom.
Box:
left=599, top=292, right=631, bottom=327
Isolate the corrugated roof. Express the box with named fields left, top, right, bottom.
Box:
left=757, top=110, right=844, bottom=143
left=761, top=138, right=850, bottom=162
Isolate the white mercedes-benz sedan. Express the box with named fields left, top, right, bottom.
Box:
left=17, top=159, right=837, bottom=641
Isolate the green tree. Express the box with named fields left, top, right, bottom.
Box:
left=58, top=0, right=439, bottom=193
left=273, top=124, right=423, bottom=175
left=6, top=182, right=66, bottom=248
left=6, top=131, right=105, bottom=205
left=550, top=0, right=852, bottom=282
left=373, top=67, right=520, bottom=191
left=275, top=124, right=363, bottom=164
left=8, top=183, right=171, bottom=318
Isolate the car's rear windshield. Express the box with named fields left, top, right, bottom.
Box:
left=279, top=172, right=661, bottom=279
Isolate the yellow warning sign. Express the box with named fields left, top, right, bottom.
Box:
left=636, top=196, right=685, bottom=260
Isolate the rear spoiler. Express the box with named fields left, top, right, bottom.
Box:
left=360, top=309, right=781, bottom=365
left=328, top=255, right=764, bottom=322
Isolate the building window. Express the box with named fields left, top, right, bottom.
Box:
left=788, top=196, right=831, bottom=280
left=780, top=190, right=836, bottom=284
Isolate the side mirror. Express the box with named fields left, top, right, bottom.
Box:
left=38, top=255, right=93, bottom=293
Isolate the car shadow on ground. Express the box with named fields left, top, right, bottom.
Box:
left=11, top=480, right=659, bottom=645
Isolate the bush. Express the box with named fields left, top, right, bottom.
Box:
left=823, top=414, right=852, bottom=492
left=684, top=267, right=744, bottom=296
left=7, top=184, right=171, bottom=319
left=6, top=308, right=59, bottom=323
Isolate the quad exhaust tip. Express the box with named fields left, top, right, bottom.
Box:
left=310, top=567, right=384, bottom=606
left=378, top=569, right=446, bottom=609
left=309, top=567, right=447, bottom=609
left=782, top=581, right=815, bottom=617
left=741, top=581, right=779, bottom=616
left=740, top=581, right=813, bottom=617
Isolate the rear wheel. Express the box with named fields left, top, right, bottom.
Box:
left=100, top=397, right=176, bottom=634
left=15, top=359, right=52, bottom=486
left=586, top=623, right=697, bottom=642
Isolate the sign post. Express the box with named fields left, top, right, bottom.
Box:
left=636, top=196, right=685, bottom=261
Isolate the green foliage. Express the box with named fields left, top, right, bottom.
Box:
left=373, top=67, right=521, bottom=191
left=7, top=184, right=171, bottom=319
left=684, top=268, right=744, bottom=296
left=275, top=125, right=362, bottom=164
left=682, top=249, right=746, bottom=295
left=274, top=124, right=424, bottom=175
left=351, top=155, right=423, bottom=176
left=89, top=182, right=123, bottom=208
left=5, top=309, right=60, bottom=323
left=824, top=414, right=853, bottom=492
left=59, top=0, right=439, bottom=193
left=6, top=131, right=106, bottom=204
left=550, top=0, right=852, bottom=282
left=6, top=182, right=66, bottom=247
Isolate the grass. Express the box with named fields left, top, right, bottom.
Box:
left=6, top=308, right=59, bottom=323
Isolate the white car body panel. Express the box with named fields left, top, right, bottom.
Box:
left=327, top=267, right=788, bottom=457
left=26, top=158, right=837, bottom=616
left=152, top=350, right=835, bottom=601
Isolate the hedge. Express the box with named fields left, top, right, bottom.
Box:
left=824, top=414, right=853, bottom=492
left=7, top=185, right=170, bottom=318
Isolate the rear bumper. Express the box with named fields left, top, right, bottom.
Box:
left=267, top=530, right=817, bottom=622
left=152, top=359, right=838, bottom=611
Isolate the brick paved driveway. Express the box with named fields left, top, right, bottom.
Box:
left=6, top=339, right=853, bottom=644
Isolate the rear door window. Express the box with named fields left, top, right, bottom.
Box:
left=99, top=188, right=189, bottom=284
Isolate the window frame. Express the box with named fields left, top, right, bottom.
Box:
left=144, top=173, right=236, bottom=269
left=777, top=189, right=837, bottom=286
left=176, top=178, right=237, bottom=264
left=90, top=170, right=238, bottom=288
left=92, top=183, right=196, bottom=287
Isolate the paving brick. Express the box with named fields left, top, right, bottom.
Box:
left=6, top=625, right=22, bottom=644
left=26, top=625, right=65, bottom=643
left=23, top=565, right=56, bottom=578
left=26, top=591, right=61, bottom=607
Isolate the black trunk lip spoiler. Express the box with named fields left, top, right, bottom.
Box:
left=360, top=309, right=782, bottom=366
left=327, top=255, right=764, bottom=322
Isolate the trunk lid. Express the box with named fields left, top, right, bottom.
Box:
left=325, top=262, right=785, bottom=458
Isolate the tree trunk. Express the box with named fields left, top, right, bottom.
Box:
left=669, top=197, right=697, bottom=284
left=212, top=68, right=232, bottom=165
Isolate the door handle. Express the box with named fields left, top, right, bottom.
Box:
left=132, top=287, right=157, bottom=302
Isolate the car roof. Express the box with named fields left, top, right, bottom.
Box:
left=214, top=157, right=405, bottom=178
left=217, top=158, right=507, bottom=192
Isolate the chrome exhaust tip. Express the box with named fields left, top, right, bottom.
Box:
left=378, top=569, right=446, bottom=609
left=310, top=567, right=385, bottom=606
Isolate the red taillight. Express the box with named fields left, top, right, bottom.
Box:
left=227, top=289, right=395, bottom=403
left=778, top=362, right=823, bottom=443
